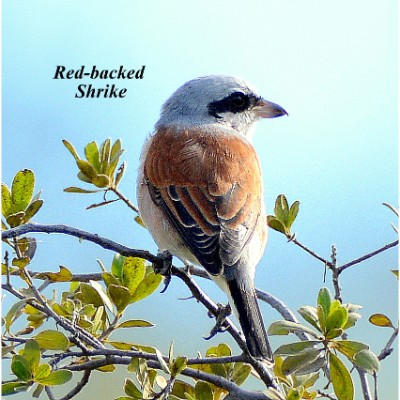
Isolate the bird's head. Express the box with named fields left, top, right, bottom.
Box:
left=156, top=75, right=287, bottom=138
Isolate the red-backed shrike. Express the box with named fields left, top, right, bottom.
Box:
left=137, top=75, right=287, bottom=364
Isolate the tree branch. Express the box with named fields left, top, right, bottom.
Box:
left=58, top=370, right=91, bottom=400
left=2, top=223, right=279, bottom=390
left=62, top=356, right=271, bottom=400
left=337, top=240, right=399, bottom=274
left=2, top=223, right=161, bottom=265
left=378, top=328, right=399, bottom=361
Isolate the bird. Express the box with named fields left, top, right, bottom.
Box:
left=137, top=75, right=287, bottom=364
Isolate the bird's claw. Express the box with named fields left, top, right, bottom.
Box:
left=204, top=303, right=232, bottom=340
left=154, top=251, right=173, bottom=293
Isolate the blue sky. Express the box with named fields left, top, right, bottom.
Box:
left=2, top=1, right=398, bottom=398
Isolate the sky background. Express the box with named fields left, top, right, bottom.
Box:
left=2, top=1, right=398, bottom=398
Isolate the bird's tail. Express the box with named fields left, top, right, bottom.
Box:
left=226, top=275, right=273, bottom=365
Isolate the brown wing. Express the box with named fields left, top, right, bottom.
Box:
left=144, top=126, right=263, bottom=275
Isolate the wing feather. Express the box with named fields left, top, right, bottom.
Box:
left=144, top=126, right=263, bottom=275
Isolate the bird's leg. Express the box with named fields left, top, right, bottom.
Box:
left=204, top=303, right=232, bottom=340
left=154, top=250, right=173, bottom=293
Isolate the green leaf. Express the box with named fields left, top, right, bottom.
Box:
left=329, top=352, right=354, bottom=400
left=22, top=340, right=41, bottom=372
left=84, top=141, right=101, bottom=171
left=110, top=139, right=122, bottom=164
left=63, top=139, right=80, bottom=161
left=4, top=300, right=27, bottom=333
left=353, top=349, right=379, bottom=374
left=343, top=311, right=361, bottom=330
left=268, top=320, right=320, bottom=338
left=231, top=363, right=252, bottom=386
left=109, top=139, right=124, bottom=177
left=326, top=328, right=343, bottom=340
left=2, top=382, right=30, bottom=395
left=63, top=187, right=101, bottom=194
left=267, top=215, right=287, bottom=234
left=293, top=354, right=325, bottom=376
left=34, top=364, right=51, bottom=381
left=194, top=381, right=214, bottom=400
left=275, top=194, right=289, bottom=224
left=317, top=288, right=332, bottom=319
left=287, top=388, right=302, bottom=400
left=6, top=211, right=25, bottom=227
left=102, top=271, right=122, bottom=288
left=11, top=169, right=35, bottom=214
left=77, top=171, right=93, bottom=183
left=11, top=355, right=32, bottom=381
left=76, top=159, right=98, bottom=181
left=155, top=349, right=170, bottom=374
left=112, top=253, right=125, bottom=280
left=171, top=356, right=188, bottom=377
left=326, top=305, right=348, bottom=332
left=369, top=313, right=394, bottom=328
left=90, top=306, right=105, bottom=333
left=35, top=266, right=73, bottom=282
left=288, top=200, right=300, bottom=227
left=2, top=183, right=12, bottom=217
left=24, top=200, right=43, bottom=222
left=88, top=280, right=114, bottom=311
left=171, top=380, right=195, bottom=399
left=116, top=319, right=155, bottom=329
left=35, top=369, right=73, bottom=386
left=12, top=256, right=30, bottom=269
left=122, top=257, right=146, bottom=294
left=207, top=343, right=232, bottom=357
left=334, top=340, right=369, bottom=361
left=108, top=284, right=131, bottom=313
left=281, top=349, right=323, bottom=375
left=96, top=364, right=116, bottom=373
left=99, top=138, right=111, bottom=173
left=298, top=306, right=320, bottom=331
left=297, top=371, right=320, bottom=389
left=92, top=174, right=110, bottom=188
left=130, top=271, right=162, bottom=303
left=124, top=378, right=142, bottom=398
left=34, top=330, right=69, bottom=351
left=32, top=383, right=45, bottom=398
left=275, top=341, right=320, bottom=356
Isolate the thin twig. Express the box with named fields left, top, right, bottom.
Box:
left=357, top=367, right=372, bottom=400
left=378, top=328, right=399, bottom=361
left=2, top=223, right=279, bottom=390
left=330, top=245, right=342, bottom=302
left=62, top=356, right=270, bottom=400
left=45, top=386, right=56, bottom=400
left=110, top=187, right=139, bottom=213
left=337, top=240, right=399, bottom=273
left=289, top=236, right=332, bottom=267
left=2, top=223, right=161, bottom=265
left=58, top=370, right=92, bottom=400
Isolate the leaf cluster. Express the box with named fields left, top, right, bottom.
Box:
left=267, top=195, right=299, bottom=237
left=268, top=288, right=380, bottom=400
left=63, top=138, right=125, bottom=193
left=3, top=338, right=72, bottom=396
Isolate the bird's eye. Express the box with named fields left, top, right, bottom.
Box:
left=229, top=92, right=248, bottom=111
left=208, top=91, right=250, bottom=118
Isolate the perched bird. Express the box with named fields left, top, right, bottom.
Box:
left=137, top=75, right=287, bottom=364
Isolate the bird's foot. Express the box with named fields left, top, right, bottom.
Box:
left=204, top=303, right=232, bottom=340
left=154, top=251, right=173, bottom=293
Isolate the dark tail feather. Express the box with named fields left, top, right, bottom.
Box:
left=227, top=277, right=273, bottom=364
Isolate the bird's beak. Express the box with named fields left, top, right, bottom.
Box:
left=254, top=98, right=288, bottom=119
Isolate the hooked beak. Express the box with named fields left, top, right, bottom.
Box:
left=254, top=98, right=288, bottom=119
